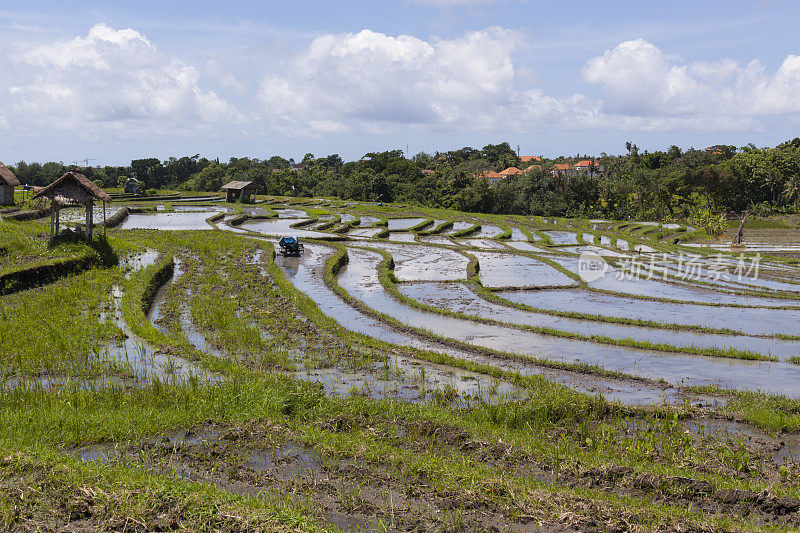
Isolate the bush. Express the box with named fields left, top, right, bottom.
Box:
left=690, top=208, right=726, bottom=236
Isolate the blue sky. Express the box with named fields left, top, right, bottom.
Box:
left=1, top=0, right=799, bottom=165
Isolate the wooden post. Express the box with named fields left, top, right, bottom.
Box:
left=732, top=211, right=748, bottom=246
left=86, top=200, right=93, bottom=239
left=103, top=201, right=107, bottom=238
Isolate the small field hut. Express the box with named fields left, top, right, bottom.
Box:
left=124, top=177, right=141, bottom=195
left=33, top=170, right=112, bottom=241
left=0, top=162, right=20, bottom=206
left=221, top=180, right=256, bottom=203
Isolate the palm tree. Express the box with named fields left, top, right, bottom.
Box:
left=783, top=174, right=800, bottom=213
left=757, top=167, right=783, bottom=205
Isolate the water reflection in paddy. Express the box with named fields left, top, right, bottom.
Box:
left=120, top=211, right=221, bottom=230
left=241, top=219, right=331, bottom=238
left=276, top=244, right=693, bottom=405
left=399, top=282, right=800, bottom=360
left=501, top=288, right=800, bottom=337
left=472, top=251, right=575, bottom=288
left=338, top=247, right=800, bottom=395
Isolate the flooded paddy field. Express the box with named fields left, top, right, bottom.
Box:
left=6, top=200, right=800, bottom=531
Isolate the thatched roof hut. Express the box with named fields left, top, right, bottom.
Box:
left=0, top=162, right=20, bottom=206
left=33, top=170, right=112, bottom=241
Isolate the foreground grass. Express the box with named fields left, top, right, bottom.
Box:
left=4, top=215, right=800, bottom=529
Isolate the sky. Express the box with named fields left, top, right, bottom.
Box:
left=1, top=0, right=799, bottom=166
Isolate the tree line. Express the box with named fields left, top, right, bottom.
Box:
left=9, top=139, right=800, bottom=220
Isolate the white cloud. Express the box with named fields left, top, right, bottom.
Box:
left=2, top=23, right=799, bottom=153
left=0, top=23, right=237, bottom=137
left=258, top=27, right=568, bottom=134
left=582, top=38, right=800, bottom=129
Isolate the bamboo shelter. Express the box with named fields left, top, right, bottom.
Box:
left=221, top=180, right=257, bottom=203
left=0, top=162, right=20, bottom=206
left=32, top=170, right=112, bottom=242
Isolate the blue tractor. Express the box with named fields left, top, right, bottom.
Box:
left=278, top=235, right=304, bottom=256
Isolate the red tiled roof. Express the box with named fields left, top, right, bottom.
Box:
left=552, top=163, right=571, bottom=171
left=519, top=156, right=541, bottom=162
left=525, top=165, right=542, bottom=172
left=574, top=160, right=594, bottom=167
left=499, top=167, right=522, bottom=176
left=478, top=170, right=502, bottom=179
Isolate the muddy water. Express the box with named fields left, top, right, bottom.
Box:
left=440, top=221, right=474, bottom=234
left=387, top=218, right=426, bottom=230
left=358, top=216, right=382, bottom=226
left=500, top=288, right=800, bottom=337
left=338, top=247, right=800, bottom=395
left=119, top=249, right=160, bottom=278
left=241, top=219, right=331, bottom=238
left=471, top=225, right=504, bottom=238
left=640, top=260, right=800, bottom=294
left=387, top=233, right=418, bottom=243
left=275, top=208, right=308, bottom=218
left=417, top=235, right=456, bottom=246
left=558, top=245, right=627, bottom=257
left=290, top=355, right=518, bottom=405
left=357, top=241, right=469, bottom=281
left=544, top=231, right=579, bottom=245
left=455, top=239, right=507, bottom=249
left=504, top=241, right=551, bottom=253
left=552, top=256, right=800, bottom=307
left=399, top=282, right=800, bottom=360
left=107, top=284, right=216, bottom=383
left=120, top=211, right=222, bottom=230
left=471, top=251, right=575, bottom=288
left=349, top=227, right=383, bottom=238
left=509, top=227, right=528, bottom=241
left=277, top=243, right=684, bottom=405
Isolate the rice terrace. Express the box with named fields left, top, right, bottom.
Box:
left=5, top=160, right=800, bottom=532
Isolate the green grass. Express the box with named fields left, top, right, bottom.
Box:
left=4, top=206, right=800, bottom=530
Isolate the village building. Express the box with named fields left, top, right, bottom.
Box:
left=551, top=160, right=604, bottom=178
left=221, top=180, right=257, bottom=203
left=573, top=160, right=604, bottom=178
left=550, top=163, right=572, bottom=178
left=124, top=177, right=141, bottom=195
left=499, top=167, right=523, bottom=178
left=477, top=170, right=503, bottom=185
left=519, top=156, right=541, bottom=163
left=0, top=162, right=20, bottom=206
left=32, top=170, right=112, bottom=241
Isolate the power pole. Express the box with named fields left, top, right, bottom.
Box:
left=517, top=145, right=520, bottom=157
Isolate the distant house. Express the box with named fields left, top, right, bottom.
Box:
left=524, top=165, right=542, bottom=173
left=499, top=167, right=523, bottom=177
left=0, top=162, right=20, bottom=206
left=519, top=156, right=541, bottom=163
left=573, top=160, right=604, bottom=178
left=124, top=177, right=141, bottom=195
left=477, top=170, right=503, bottom=185
left=551, top=160, right=603, bottom=179
left=550, top=163, right=572, bottom=178
left=221, top=180, right=257, bottom=203
left=289, top=163, right=307, bottom=172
